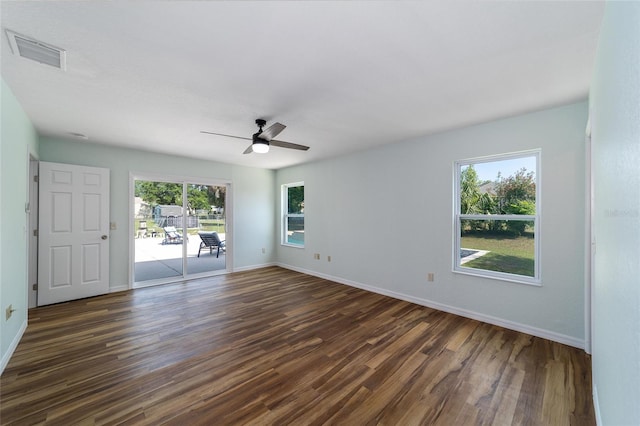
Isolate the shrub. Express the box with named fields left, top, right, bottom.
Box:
left=504, top=200, right=535, bottom=235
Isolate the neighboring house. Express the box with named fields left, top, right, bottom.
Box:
left=153, top=205, right=199, bottom=228
left=478, top=181, right=496, bottom=196
left=134, top=197, right=151, bottom=219
left=153, top=205, right=183, bottom=222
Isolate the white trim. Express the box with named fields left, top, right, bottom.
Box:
left=27, top=155, right=39, bottom=308
left=109, top=284, right=129, bottom=293
left=129, top=173, right=232, bottom=288
left=133, top=278, right=180, bottom=289
left=593, top=384, right=602, bottom=426
left=453, top=267, right=541, bottom=287
left=281, top=182, right=305, bottom=247
left=233, top=262, right=277, bottom=273
left=0, top=319, right=27, bottom=375
left=281, top=243, right=305, bottom=249
left=459, top=214, right=536, bottom=221
left=456, top=148, right=542, bottom=167
left=584, top=123, right=593, bottom=354
left=453, top=150, right=541, bottom=284
left=277, top=263, right=584, bottom=349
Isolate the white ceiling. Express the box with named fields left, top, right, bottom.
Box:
left=1, top=1, right=604, bottom=170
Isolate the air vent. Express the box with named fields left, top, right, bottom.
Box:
left=5, top=30, right=66, bottom=70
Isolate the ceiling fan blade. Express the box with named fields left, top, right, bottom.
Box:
left=270, top=139, right=310, bottom=151
left=203, top=122, right=308, bottom=154
left=200, top=130, right=251, bottom=141
left=257, top=122, right=286, bottom=141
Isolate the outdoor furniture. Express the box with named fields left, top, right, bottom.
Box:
left=197, top=232, right=225, bottom=258
left=162, top=226, right=183, bottom=244
left=137, top=220, right=147, bottom=238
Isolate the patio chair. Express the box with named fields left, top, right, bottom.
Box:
left=162, top=226, right=183, bottom=244
left=197, top=232, right=225, bottom=258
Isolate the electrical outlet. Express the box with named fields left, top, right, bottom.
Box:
left=314, top=253, right=320, bottom=260
left=327, top=255, right=331, bottom=262
left=6, top=304, right=15, bottom=320
left=110, top=222, right=117, bottom=230
left=427, top=273, right=435, bottom=282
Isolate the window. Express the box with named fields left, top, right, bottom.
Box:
left=283, top=182, right=304, bottom=247
left=454, top=151, right=540, bottom=285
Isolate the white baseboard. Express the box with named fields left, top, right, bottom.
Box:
left=276, top=263, right=585, bottom=349
left=1, top=318, right=27, bottom=375
left=593, top=384, right=602, bottom=426
left=233, top=262, right=276, bottom=273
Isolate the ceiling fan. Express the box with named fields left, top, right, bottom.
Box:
left=201, top=119, right=310, bottom=154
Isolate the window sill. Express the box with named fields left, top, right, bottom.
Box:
left=453, top=267, right=542, bottom=287
left=282, top=243, right=304, bottom=249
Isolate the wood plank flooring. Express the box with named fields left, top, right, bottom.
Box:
left=1, top=266, right=595, bottom=425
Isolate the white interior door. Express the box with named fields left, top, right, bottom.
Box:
left=38, top=162, right=110, bottom=306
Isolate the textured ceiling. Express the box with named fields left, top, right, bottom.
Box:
left=1, top=1, right=604, bottom=169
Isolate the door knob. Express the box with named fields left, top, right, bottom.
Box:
left=101, top=235, right=108, bottom=240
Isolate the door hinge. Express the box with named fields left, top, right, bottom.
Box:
left=32, top=283, right=38, bottom=290
left=33, top=175, right=39, bottom=183
left=33, top=229, right=38, bottom=237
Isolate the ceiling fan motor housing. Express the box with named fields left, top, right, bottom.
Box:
left=252, top=130, right=269, bottom=153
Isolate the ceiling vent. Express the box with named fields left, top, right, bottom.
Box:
left=5, top=30, right=66, bottom=70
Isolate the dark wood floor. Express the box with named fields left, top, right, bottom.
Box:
left=1, top=266, right=594, bottom=425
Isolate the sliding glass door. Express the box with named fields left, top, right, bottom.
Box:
left=185, top=184, right=226, bottom=276
left=133, top=176, right=229, bottom=286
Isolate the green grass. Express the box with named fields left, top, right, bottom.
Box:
left=461, top=232, right=534, bottom=277
left=197, top=220, right=225, bottom=234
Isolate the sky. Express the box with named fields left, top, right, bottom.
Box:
left=463, top=155, right=536, bottom=183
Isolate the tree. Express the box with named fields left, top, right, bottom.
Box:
left=460, top=166, right=497, bottom=233
left=135, top=181, right=227, bottom=215
left=460, top=166, right=495, bottom=214
left=135, top=181, right=182, bottom=206
left=494, top=168, right=536, bottom=236
left=495, top=168, right=536, bottom=214
left=504, top=200, right=535, bottom=235
left=206, top=185, right=226, bottom=212
left=288, top=186, right=304, bottom=214
left=187, top=186, right=210, bottom=213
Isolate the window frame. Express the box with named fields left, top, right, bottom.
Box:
left=282, top=181, right=305, bottom=248
left=453, top=150, right=541, bottom=286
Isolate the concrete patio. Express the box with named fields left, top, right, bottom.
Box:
left=134, top=233, right=226, bottom=282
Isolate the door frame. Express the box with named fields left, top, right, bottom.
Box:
left=27, top=155, right=39, bottom=308
left=129, top=172, right=232, bottom=289
left=584, top=118, right=593, bottom=354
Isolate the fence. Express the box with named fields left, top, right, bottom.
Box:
left=155, top=215, right=200, bottom=228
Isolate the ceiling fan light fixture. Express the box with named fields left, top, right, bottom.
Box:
left=202, top=119, right=308, bottom=155
left=252, top=140, right=269, bottom=153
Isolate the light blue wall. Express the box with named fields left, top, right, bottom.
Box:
left=276, top=102, right=588, bottom=346
left=39, top=138, right=275, bottom=290
left=590, top=2, right=640, bottom=425
left=1, top=79, right=38, bottom=371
